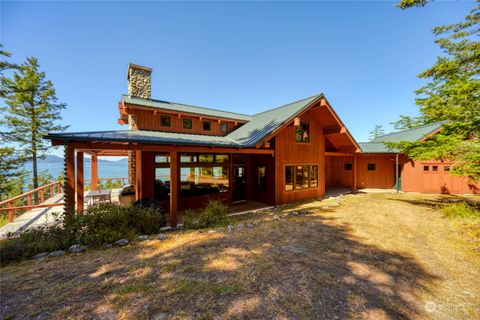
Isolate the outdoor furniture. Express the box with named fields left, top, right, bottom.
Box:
left=85, top=189, right=111, bottom=206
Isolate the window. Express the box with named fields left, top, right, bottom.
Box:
left=285, top=166, right=294, bottom=191
left=344, top=163, right=353, bottom=171
left=183, top=118, right=193, bottom=129
left=160, top=115, right=171, bottom=127
left=310, top=166, right=318, bottom=188
left=295, top=122, right=310, bottom=143
left=180, top=166, right=229, bottom=197
left=202, top=121, right=212, bottom=131
left=432, top=165, right=439, bottom=172
left=444, top=165, right=450, bottom=171
left=154, top=153, right=171, bottom=201
left=199, top=154, right=214, bottom=163
left=257, top=166, right=266, bottom=192
left=215, top=154, right=229, bottom=163
left=220, top=123, right=229, bottom=132
left=180, top=154, right=197, bottom=163
left=423, top=165, right=429, bottom=171
left=285, top=165, right=318, bottom=191
left=155, top=154, right=170, bottom=163
left=367, top=163, right=376, bottom=171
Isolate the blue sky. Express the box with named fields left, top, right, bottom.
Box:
left=1, top=0, right=475, bottom=154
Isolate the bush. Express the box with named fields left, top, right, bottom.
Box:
left=0, top=203, right=166, bottom=265
left=182, top=200, right=229, bottom=229
left=442, top=202, right=480, bottom=219
left=182, top=210, right=198, bottom=230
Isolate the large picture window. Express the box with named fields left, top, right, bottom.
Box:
left=285, top=165, right=318, bottom=191
left=295, top=122, right=310, bottom=143
left=179, top=153, right=230, bottom=198
left=154, top=153, right=170, bottom=201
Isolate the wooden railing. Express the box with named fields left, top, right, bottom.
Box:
left=85, top=177, right=128, bottom=186
left=0, top=181, right=64, bottom=222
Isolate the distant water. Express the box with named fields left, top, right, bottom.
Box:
left=23, top=155, right=128, bottom=180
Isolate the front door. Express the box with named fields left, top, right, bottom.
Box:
left=233, top=166, right=246, bottom=202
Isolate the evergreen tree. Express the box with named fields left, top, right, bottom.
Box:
left=389, top=2, right=480, bottom=181
left=0, top=57, right=68, bottom=198
left=369, top=124, right=385, bottom=140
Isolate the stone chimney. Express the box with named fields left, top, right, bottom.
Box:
left=127, top=64, right=152, bottom=99
left=127, top=64, right=151, bottom=186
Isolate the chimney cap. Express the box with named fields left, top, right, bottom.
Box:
left=127, top=63, right=152, bottom=79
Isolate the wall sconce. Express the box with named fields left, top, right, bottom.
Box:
left=294, top=117, right=301, bottom=126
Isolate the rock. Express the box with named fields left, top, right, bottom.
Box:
left=227, top=225, right=234, bottom=232
left=102, top=242, right=112, bottom=249
left=237, top=223, right=245, bottom=229
left=138, top=235, right=149, bottom=241
left=68, top=244, right=86, bottom=254
left=115, top=239, right=129, bottom=246
left=247, top=223, right=254, bottom=228
left=207, top=230, right=215, bottom=234
left=48, top=250, right=66, bottom=257
left=273, top=215, right=280, bottom=220
left=33, top=252, right=49, bottom=260
left=152, top=313, right=168, bottom=320
left=157, top=233, right=167, bottom=240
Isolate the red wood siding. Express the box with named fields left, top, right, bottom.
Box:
left=355, top=155, right=396, bottom=189
left=325, top=156, right=354, bottom=187
left=402, top=160, right=480, bottom=194
left=274, top=109, right=325, bottom=205
left=126, top=108, right=242, bottom=136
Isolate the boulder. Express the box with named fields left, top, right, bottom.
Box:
left=227, top=225, right=234, bottom=232
left=68, top=244, right=86, bottom=254
left=33, top=252, right=49, bottom=260
left=138, top=235, right=149, bottom=241
left=115, top=239, right=129, bottom=246
left=102, top=242, right=113, bottom=249
left=157, top=233, right=167, bottom=240
left=48, top=250, right=66, bottom=257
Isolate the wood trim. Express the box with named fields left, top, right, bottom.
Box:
left=135, top=151, right=143, bottom=201
left=76, top=151, right=84, bottom=213
left=91, top=155, right=98, bottom=190
left=65, top=144, right=75, bottom=216
left=170, top=151, right=179, bottom=228
left=323, top=126, right=347, bottom=135
left=325, top=152, right=355, bottom=157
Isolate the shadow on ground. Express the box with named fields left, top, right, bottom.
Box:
left=1, top=213, right=439, bottom=319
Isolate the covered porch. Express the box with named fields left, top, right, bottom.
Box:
left=51, top=136, right=275, bottom=228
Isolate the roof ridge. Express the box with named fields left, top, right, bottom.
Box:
left=122, top=94, right=252, bottom=119
left=251, top=93, right=324, bottom=117
left=372, top=120, right=447, bottom=141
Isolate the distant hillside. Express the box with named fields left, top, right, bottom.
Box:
left=22, top=155, right=128, bottom=180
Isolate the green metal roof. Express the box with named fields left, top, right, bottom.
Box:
left=226, top=94, right=324, bottom=146
left=122, top=95, right=252, bottom=122
left=359, top=121, right=446, bottom=153
left=370, top=121, right=446, bottom=143
left=46, top=130, right=242, bottom=147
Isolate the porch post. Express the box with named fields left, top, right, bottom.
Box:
left=64, top=143, right=75, bottom=216
left=91, top=155, right=98, bottom=190
left=352, top=154, right=357, bottom=192
left=170, top=150, right=178, bottom=228
left=76, top=151, right=84, bottom=213
left=135, top=150, right=143, bottom=201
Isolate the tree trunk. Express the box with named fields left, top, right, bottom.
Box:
left=32, top=144, right=38, bottom=203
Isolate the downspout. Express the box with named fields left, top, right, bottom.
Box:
left=395, top=153, right=399, bottom=193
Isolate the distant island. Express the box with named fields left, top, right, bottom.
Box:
left=23, top=155, right=128, bottom=180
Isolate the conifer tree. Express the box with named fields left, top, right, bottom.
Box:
left=1, top=57, right=68, bottom=197
left=369, top=125, right=385, bottom=140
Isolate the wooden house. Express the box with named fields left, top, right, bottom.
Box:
left=46, top=64, right=479, bottom=227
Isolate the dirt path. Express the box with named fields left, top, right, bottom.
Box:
left=1, top=193, right=479, bottom=319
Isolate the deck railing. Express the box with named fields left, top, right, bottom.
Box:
left=0, top=181, right=64, bottom=222
left=84, top=177, right=128, bottom=190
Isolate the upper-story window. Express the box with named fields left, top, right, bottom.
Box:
left=367, top=163, right=376, bottom=171
left=202, top=120, right=212, bottom=131
left=295, top=122, right=310, bottom=143
left=160, top=115, right=171, bottom=127
left=183, top=118, right=193, bottom=130
left=220, top=123, right=229, bottom=132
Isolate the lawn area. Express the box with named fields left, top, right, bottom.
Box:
left=1, top=192, right=479, bottom=319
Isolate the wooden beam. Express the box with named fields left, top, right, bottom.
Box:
left=76, top=151, right=84, bottom=213
left=64, top=144, right=75, bottom=216
left=61, top=141, right=275, bottom=155
left=135, top=151, right=143, bottom=201
left=169, top=150, right=178, bottom=228
left=91, top=155, right=98, bottom=191
left=325, top=152, right=356, bottom=157
left=353, top=154, right=357, bottom=192
left=323, top=126, right=346, bottom=135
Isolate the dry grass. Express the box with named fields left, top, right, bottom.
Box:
left=1, top=192, right=479, bottom=319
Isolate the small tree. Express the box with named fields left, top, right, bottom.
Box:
left=1, top=57, right=68, bottom=198
left=368, top=124, right=385, bottom=140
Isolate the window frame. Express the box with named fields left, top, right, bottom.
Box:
left=182, top=118, right=193, bottom=130
left=285, top=164, right=318, bottom=192
left=160, top=115, right=171, bottom=128
left=344, top=163, right=353, bottom=171
left=202, top=120, right=212, bottom=131
left=367, top=163, right=376, bottom=171
left=295, top=122, right=310, bottom=143
left=220, top=123, right=229, bottom=133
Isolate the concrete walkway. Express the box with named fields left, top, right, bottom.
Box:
left=0, top=194, right=64, bottom=238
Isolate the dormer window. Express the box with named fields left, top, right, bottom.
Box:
left=220, top=123, right=228, bottom=132
left=203, top=121, right=212, bottom=131
left=295, top=122, right=309, bottom=143
left=183, top=118, right=193, bottom=129
left=160, top=115, right=171, bottom=127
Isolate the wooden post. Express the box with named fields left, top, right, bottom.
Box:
left=135, top=151, right=143, bottom=201
left=8, top=201, right=14, bottom=222
left=64, top=143, right=76, bottom=216
left=91, top=155, right=98, bottom=190
left=27, top=194, right=31, bottom=206
left=40, top=189, right=45, bottom=203
left=170, top=150, right=178, bottom=228
left=76, top=151, right=84, bottom=213
left=50, top=185, right=54, bottom=198
left=352, top=155, right=357, bottom=192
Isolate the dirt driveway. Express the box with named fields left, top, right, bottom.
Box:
left=1, top=192, right=479, bottom=319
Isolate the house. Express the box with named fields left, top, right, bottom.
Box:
left=46, top=64, right=479, bottom=227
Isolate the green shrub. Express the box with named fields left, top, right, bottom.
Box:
left=0, top=203, right=166, bottom=265
left=442, top=202, right=480, bottom=219
left=199, top=200, right=229, bottom=228
left=182, top=210, right=198, bottom=229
